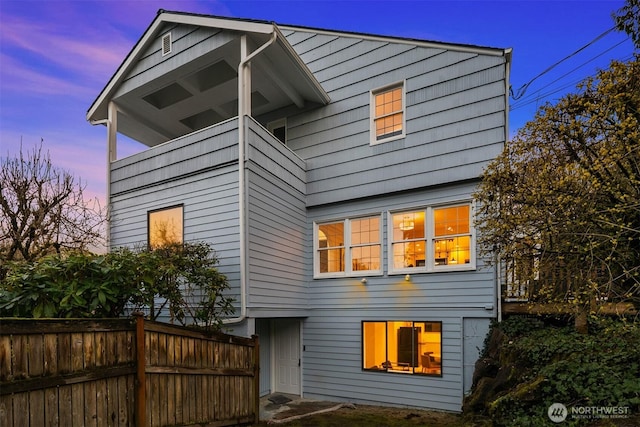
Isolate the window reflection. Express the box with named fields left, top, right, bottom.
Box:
left=149, top=206, right=183, bottom=249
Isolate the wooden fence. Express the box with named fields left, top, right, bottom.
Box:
left=0, top=315, right=259, bottom=427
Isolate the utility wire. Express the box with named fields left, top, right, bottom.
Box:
left=510, top=26, right=618, bottom=100
left=511, top=42, right=632, bottom=111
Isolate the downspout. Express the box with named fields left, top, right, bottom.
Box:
left=224, top=29, right=278, bottom=325
left=497, top=48, right=512, bottom=323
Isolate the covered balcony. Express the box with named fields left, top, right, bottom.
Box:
left=87, top=11, right=329, bottom=162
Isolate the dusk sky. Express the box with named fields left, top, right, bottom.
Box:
left=0, top=0, right=634, bottom=205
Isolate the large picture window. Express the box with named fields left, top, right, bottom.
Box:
left=148, top=205, right=183, bottom=249
left=315, top=215, right=382, bottom=277
left=362, top=321, right=442, bottom=376
left=390, top=203, right=474, bottom=273
left=371, top=83, right=405, bottom=144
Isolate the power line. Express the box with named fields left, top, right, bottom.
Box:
left=510, top=26, right=618, bottom=100
left=511, top=43, right=632, bottom=111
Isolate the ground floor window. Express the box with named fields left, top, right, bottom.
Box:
left=362, top=321, right=442, bottom=376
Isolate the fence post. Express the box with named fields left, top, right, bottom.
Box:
left=252, top=334, right=260, bottom=424
left=134, top=313, right=146, bottom=427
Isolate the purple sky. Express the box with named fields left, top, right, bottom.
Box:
left=0, top=0, right=634, bottom=205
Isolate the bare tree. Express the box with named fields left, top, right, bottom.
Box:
left=0, top=141, right=105, bottom=262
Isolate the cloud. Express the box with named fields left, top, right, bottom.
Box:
left=1, top=13, right=132, bottom=85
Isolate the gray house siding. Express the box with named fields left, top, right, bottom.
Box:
left=246, top=119, right=309, bottom=312
left=301, top=182, right=496, bottom=411
left=282, top=29, right=508, bottom=207
left=93, top=13, right=509, bottom=413
left=109, top=120, right=243, bottom=314
left=115, top=24, right=234, bottom=100
left=303, top=310, right=467, bottom=412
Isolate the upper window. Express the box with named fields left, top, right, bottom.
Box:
left=148, top=205, right=183, bottom=249
left=390, top=203, right=474, bottom=272
left=362, top=321, right=442, bottom=376
left=315, top=216, right=382, bottom=277
left=371, top=83, right=405, bottom=144
left=267, top=118, right=287, bottom=144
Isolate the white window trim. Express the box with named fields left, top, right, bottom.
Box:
left=314, top=214, right=383, bottom=278
left=370, top=81, right=406, bottom=146
left=387, top=202, right=476, bottom=275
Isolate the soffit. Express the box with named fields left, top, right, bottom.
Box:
left=87, top=11, right=329, bottom=147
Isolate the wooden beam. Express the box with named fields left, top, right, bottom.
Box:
left=135, top=314, right=146, bottom=427
left=502, top=302, right=637, bottom=316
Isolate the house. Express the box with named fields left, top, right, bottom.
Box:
left=87, top=10, right=511, bottom=413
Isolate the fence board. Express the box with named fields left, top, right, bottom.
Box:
left=45, top=387, right=59, bottom=427
left=43, top=334, right=58, bottom=376
left=1, top=317, right=258, bottom=427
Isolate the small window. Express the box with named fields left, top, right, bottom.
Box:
left=371, top=83, right=405, bottom=144
left=315, top=215, right=382, bottom=277
left=148, top=205, right=183, bottom=249
left=267, top=118, right=287, bottom=144
left=363, top=321, right=442, bottom=376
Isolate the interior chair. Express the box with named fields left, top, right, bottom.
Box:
left=421, top=353, right=441, bottom=374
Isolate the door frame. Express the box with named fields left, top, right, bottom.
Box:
left=271, top=318, right=302, bottom=396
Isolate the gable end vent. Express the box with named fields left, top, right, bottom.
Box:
left=161, top=33, right=172, bottom=56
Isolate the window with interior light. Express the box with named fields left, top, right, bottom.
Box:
left=371, top=82, right=405, bottom=144
left=362, top=321, right=442, bottom=376
left=148, top=205, right=183, bottom=249
left=315, top=215, right=382, bottom=277
left=390, top=203, right=474, bottom=273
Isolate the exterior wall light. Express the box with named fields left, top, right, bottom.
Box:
left=405, top=274, right=411, bottom=281
left=361, top=278, right=368, bottom=284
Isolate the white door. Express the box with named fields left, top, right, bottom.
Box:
left=273, top=319, right=301, bottom=395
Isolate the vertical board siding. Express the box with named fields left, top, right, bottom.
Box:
left=246, top=120, right=308, bottom=309
left=283, top=30, right=507, bottom=207
left=0, top=319, right=259, bottom=427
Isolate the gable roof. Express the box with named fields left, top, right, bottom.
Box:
left=86, top=10, right=331, bottom=126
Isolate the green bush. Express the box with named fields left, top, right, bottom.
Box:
left=0, top=242, right=234, bottom=330
left=486, top=316, right=640, bottom=426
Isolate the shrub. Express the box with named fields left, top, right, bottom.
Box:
left=481, top=316, right=640, bottom=426
left=0, top=242, right=234, bottom=330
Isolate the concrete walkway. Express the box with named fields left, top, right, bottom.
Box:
left=259, top=393, right=301, bottom=421
left=259, top=393, right=351, bottom=423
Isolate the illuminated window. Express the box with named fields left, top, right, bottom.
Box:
left=391, top=211, right=426, bottom=269
left=317, top=221, right=345, bottom=274
left=315, top=215, right=381, bottom=277
left=433, top=205, right=471, bottom=267
left=371, top=83, right=405, bottom=144
left=148, top=205, right=183, bottom=249
left=390, top=203, right=474, bottom=273
left=362, top=321, right=442, bottom=376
